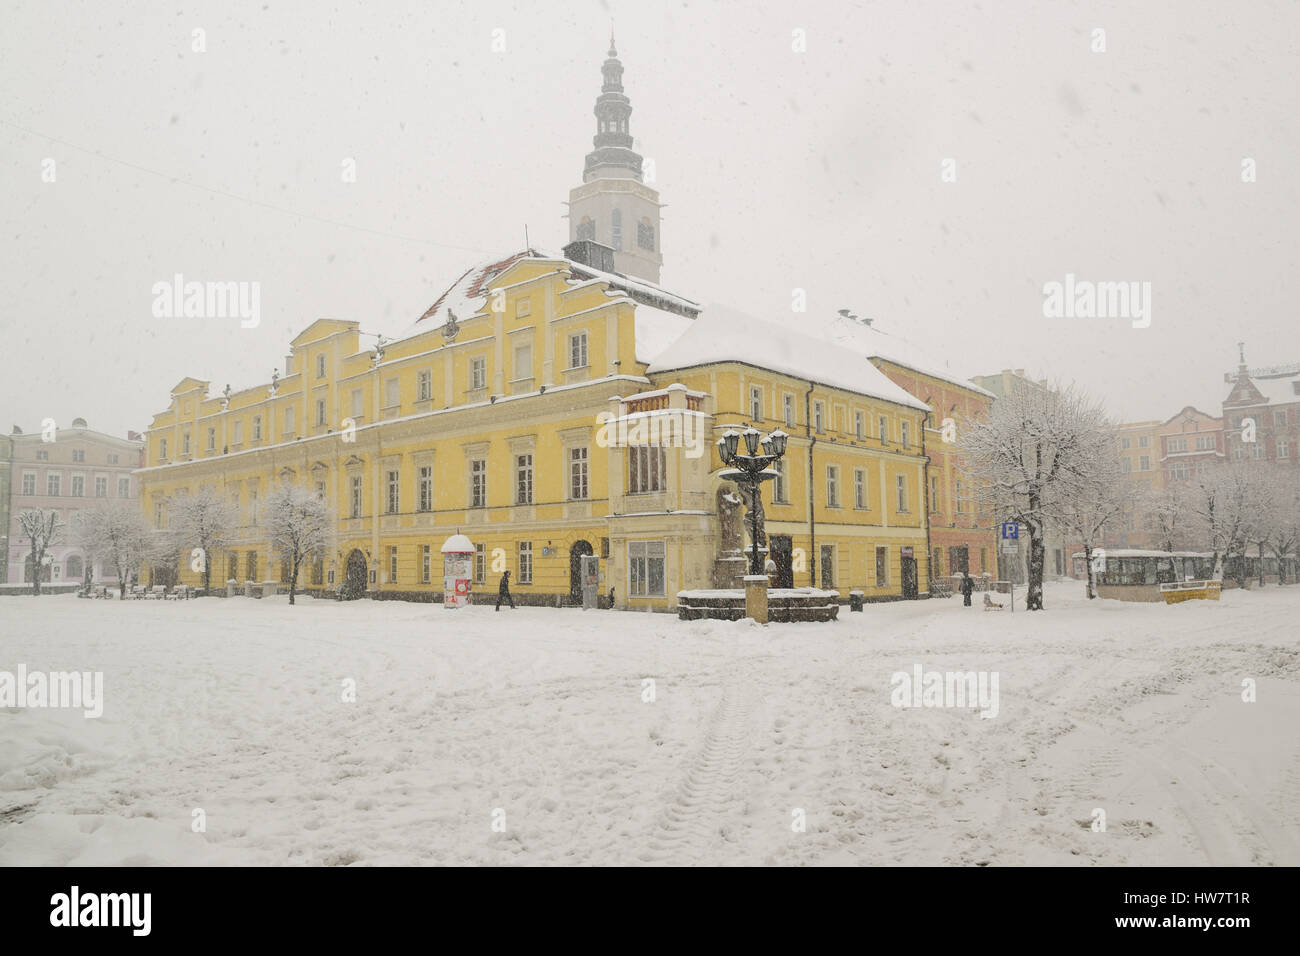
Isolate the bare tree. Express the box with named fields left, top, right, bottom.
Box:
left=1259, top=467, right=1300, bottom=585
left=17, top=509, right=62, bottom=596
left=1057, top=443, right=1131, bottom=599
left=1187, top=464, right=1259, bottom=583
left=959, top=382, right=1111, bottom=610
left=1140, top=483, right=1194, bottom=553
left=170, top=486, right=238, bottom=594
left=79, top=501, right=153, bottom=598
left=265, top=483, right=330, bottom=605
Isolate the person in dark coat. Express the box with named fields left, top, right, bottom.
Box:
left=960, top=571, right=974, bottom=606
left=495, top=570, right=515, bottom=610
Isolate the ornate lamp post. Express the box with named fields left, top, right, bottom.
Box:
left=717, top=425, right=789, bottom=577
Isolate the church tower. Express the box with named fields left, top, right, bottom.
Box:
left=566, top=35, right=664, bottom=284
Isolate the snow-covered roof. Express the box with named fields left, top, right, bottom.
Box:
left=395, top=250, right=536, bottom=341
left=634, top=302, right=695, bottom=365
left=814, top=313, right=995, bottom=399
left=646, top=303, right=931, bottom=411
left=440, top=533, right=475, bottom=553
left=1250, top=372, right=1300, bottom=407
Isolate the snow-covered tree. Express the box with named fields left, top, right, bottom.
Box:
left=1187, top=464, right=1261, bottom=583
left=958, top=381, right=1112, bottom=610
left=79, top=501, right=153, bottom=599
left=17, top=508, right=62, bottom=596
left=265, top=483, right=330, bottom=605
left=1057, top=440, right=1131, bottom=599
left=1259, top=467, right=1300, bottom=585
left=169, top=486, right=238, bottom=593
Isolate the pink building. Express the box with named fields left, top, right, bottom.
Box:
left=6, top=419, right=144, bottom=586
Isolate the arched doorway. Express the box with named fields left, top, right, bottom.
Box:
left=569, top=540, right=594, bottom=604
left=342, top=549, right=368, bottom=600
left=66, top=555, right=84, bottom=582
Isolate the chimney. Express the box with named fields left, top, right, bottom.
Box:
left=563, top=239, right=617, bottom=275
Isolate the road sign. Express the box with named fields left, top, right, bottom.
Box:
left=1000, top=522, right=1019, bottom=540
left=999, top=538, right=1018, bottom=554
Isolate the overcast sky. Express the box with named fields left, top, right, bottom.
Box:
left=3, top=0, right=1297, bottom=438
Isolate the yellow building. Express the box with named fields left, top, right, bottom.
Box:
left=136, top=40, right=933, bottom=609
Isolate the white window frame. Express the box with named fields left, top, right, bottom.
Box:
left=629, top=540, right=666, bottom=597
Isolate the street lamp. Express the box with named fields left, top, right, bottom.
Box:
left=717, top=426, right=789, bottom=577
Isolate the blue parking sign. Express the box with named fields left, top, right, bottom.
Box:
left=1001, top=522, right=1019, bottom=540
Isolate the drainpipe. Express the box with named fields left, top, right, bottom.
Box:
left=805, top=382, right=816, bottom=587
left=922, top=413, right=932, bottom=596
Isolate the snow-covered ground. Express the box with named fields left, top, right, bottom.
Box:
left=1, top=583, right=1297, bottom=866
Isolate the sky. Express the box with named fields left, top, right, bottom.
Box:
left=2, top=0, right=1298, bottom=438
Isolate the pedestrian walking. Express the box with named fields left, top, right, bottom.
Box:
left=960, top=570, right=974, bottom=607
left=495, top=570, right=515, bottom=610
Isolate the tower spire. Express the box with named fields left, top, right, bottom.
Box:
left=583, top=36, right=642, bottom=182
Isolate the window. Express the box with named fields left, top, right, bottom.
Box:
left=471, top=459, right=487, bottom=508
left=629, top=540, right=666, bottom=597
left=388, top=546, right=398, bottom=584
left=314, top=480, right=326, bottom=502
left=826, top=465, right=840, bottom=508
left=516, top=454, right=534, bottom=504
left=854, top=469, right=867, bottom=509
left=22, top=473, right=35, bottom=495
left=814, top=402, right=825, bottom=433
left=422, top=545, right=432, bottom=584
left=954, top=479, right=964, bottom=513
left=118, top=477, right=130, bottom=498
left=876, top=547, right=889, bottom=585
left=1275, top=410, right=1288, bottom=426
left=783, top=394, right=795, bottom=428
left=637, top=219, right=655, bottom=251
left=316, top=400, right=327, bottom=426
left=896, top=474, right=908, bottom=512
left=351, top=389, right=363, bottom=417
left=570, top=447, right=589, bottom=500
left=516, top=297, right=531, bottom=318
left=35, top=449, right=48, bottom=460
left=246, top=551, right=258, bottom=582
left=820, top=545, right=835, bottom=589
left=232, top=421, right=242, bottom=445
left=1171, top=462, right=1191, bottom=480
left=513, top=343, right=532, bottom=380
left=855, top=411, right=865, bottom=440
left=182, top=431, right=190, bottom=455
left=1121, top=458, right=1132, bottom=472
left=249, top=489, right=258, bottom=524
left=95, top=477, right=107, bottom=498
left=1121, top=437, right=1131, bottom=449
left=418, top=466, right=433, bottom=511
left=47, top=474, right=61, bottom=496
left=773, top=458, right=788, bottom=503
left=1279, top=440, right=1291, bottom=459
left=351, top=476, right=363, bottom=518
left=418, top=370, right=432, bottom=401
left=901, top=422, right=910, bottom=449
left=518, top=541, right=533, bottom=584
left=929, top=474, right=939, bottom=512
left=628, top=445, right=667, bottom=493
left=206, top=427, right=215, bottom=450
left=155, top=503, right=164, bottom=528
left=386, top=470, right=400, bottom=514
left=71, top=449, right=84, bottom=462
left=611, top=208, right=623, bottom=251
left=1196, top=435, right=1215, bottom=451
left=470, top=357, right=486, bottom=390
left=385, top=377, right=399, bottom=408
left=1139, top=455, right=1150, bottom=471
left=317, top=354, right=326, bottom=378
left=568, top=332, right=588, bottom=370
left=749, top=386, right=763, bottom=422
left=879, top=416, right=889, bottom=444
left=252, top=416, right=262, bottom=441
left=474, top=543, right=486, bottom=585
left=1168, top=437, right=1187, bottom=453
left=71, top=475, right=85, bottom=497
left=1139, top=435, right=1149, bottom=447
left=1252, top=443, right=1262, bottom=459
left=282, top=406, right=294, bottom=434
left=108, top=454, right=118, bottom=465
